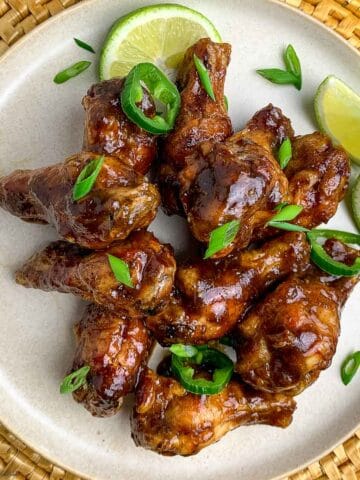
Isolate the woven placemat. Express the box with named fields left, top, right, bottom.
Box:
left=0, top=0, right=360, bottom=479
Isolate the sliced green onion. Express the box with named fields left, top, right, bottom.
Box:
left=266, top=204, right=307, bottom=232
left=72, top=155, right=104, bottom=201
left=169, top=344, right=198, bottom=358
left=307, top=229, right=360, bottom=276
left=60, top=366, right=90, bottom=394
left=108, top=254, right=134, bottom=288
left=268, top=204, right=303, bottom=223
left=274, top=201, right=289, bottom=212
left=268, top=222, right=309, bottom=233
left=74, top=38, right=95, bottom=54
left=204, top=220, right=240, bottom=259
left=278, top=138, right=292, bottom=169
left=224, top=95, right=229, bottom=111
left=53, top=60, right=91, bottom=84
left=284, top=44, right=302, bottom=90
left=193, top=54, right=215, bottom=101
left=256, top=68, right=298, bottom=87
left=171, top=347, right=233, bottom=395
left=341, top=352, right=360, bottom=385
left=257, top=45, right=302, bottom=91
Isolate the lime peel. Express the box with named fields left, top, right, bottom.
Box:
left=314, top=75, right=360, bottom=164
left=99, top=3, right=221, bottom=81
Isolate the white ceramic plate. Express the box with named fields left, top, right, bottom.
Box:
left=0, top=1, right=359, bottom=479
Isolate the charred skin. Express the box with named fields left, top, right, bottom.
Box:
left=0, top=152, right=160, bottom=249
left=235, top=240, right=360, bottom=396
left=82, top=78, right=157, bottom=175
left=15, top=231, right=176, bottom=316
left=145, top=232, right=310, bottom=345
left=71, top=304, right=152, bottom=417
left=131, top=368, right=296, bottom=456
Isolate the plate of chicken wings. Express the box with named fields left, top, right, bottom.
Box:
left=0, top=1, right=360, bottom=480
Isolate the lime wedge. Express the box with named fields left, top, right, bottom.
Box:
left=99, top=4, right=221, bottom=81
left=352, top=173, right=360, bottom=231
left=314, top=75, right=360, bottom=164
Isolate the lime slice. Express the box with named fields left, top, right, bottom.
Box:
left=352, top=173, right=360, bottom=231
left=314, top=75, right=360, bottom=164
left=99, top=3, right=221, bottom=81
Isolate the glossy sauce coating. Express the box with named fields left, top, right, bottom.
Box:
left=286, top=132, right=350, bottom=229
left=131, top=368, right=296, bottom=456
left=159, top=38, right=233, bottom=215
left=0, top=152, right=160, bottom=249
left=178, top=104, right=292, bottom=253
left=236, top=240, right=360, bottom=396
left=145, top=232, right=310, bottom=345
left=15, top=231, right=176, bottom=316
left=72, top=304, right=152, bottom=417
left=82, top=78, right=157, bottom=174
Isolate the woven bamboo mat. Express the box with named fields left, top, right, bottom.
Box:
left=0, top=0, right=359, bottom=479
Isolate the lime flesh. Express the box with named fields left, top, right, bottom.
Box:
left=99, top=4, right=221, bottom=81
left=315, top=75, right=360, bottom=164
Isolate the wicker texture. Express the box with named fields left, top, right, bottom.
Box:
left=0, top=0, right=360, bottom=479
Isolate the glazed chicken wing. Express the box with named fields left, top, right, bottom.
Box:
left=70, top=304, right=152, bottom=417
left=145, top=232, right=310, bottom=345
left=179, top=104, right=292, bottom=252
left=0, top=152, right=160, bottom=249
left=286, top=132, right=350, bottom=229
left=235, top=240, right=360, bottom=396
left=252, top=132, right=350, bottom=242
left=15, top=231, right=176, bottom=316
left=82, top=78, right=157, bottom=174
left=159, top=38, right=233, bottom=214
left=131, top=368, right=296, bottom=456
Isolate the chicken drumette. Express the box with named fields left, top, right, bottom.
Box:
left=159, top=38, right=233, bottom=215
left=0, top=152, right=160, bottom=249
left=82, top=78, right=157, bottom=174
left=179, top=104, right=292, bottom=252
left=160, top=39, right=350, bottom=254
left=70, top=304, right=152, bottom=417
left=15, top=231, right=176, bottom=316
left=286, top=132, right=350, bottom=230
left=131, top=367, right=296, bottom=456
left=235, top=240, right=360, bottom=396
left=146, top=232, right=310, bottom=345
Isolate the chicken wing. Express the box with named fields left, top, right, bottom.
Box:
left=15, top=231, right=176, bottom=316
left=131, top=367, right=296, bottom=456
left=285, top=132, right=350, bottom=229
left=145, top=232, right=310, bottom=345
left=252, top=132, right=350, bottom=242
left=70, top=304, right=152, bottom=417
left=179, top=104, right=292, bottom=252
left=0, top=152, right=160, bottom=249
left=235, top=240, right=360, bottom=396
left=82, top=78, right=157, bottom=174
left=159, top=38, right=233, bottom=215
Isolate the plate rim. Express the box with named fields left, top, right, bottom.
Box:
left=0, top=1, right=359, bottom=479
